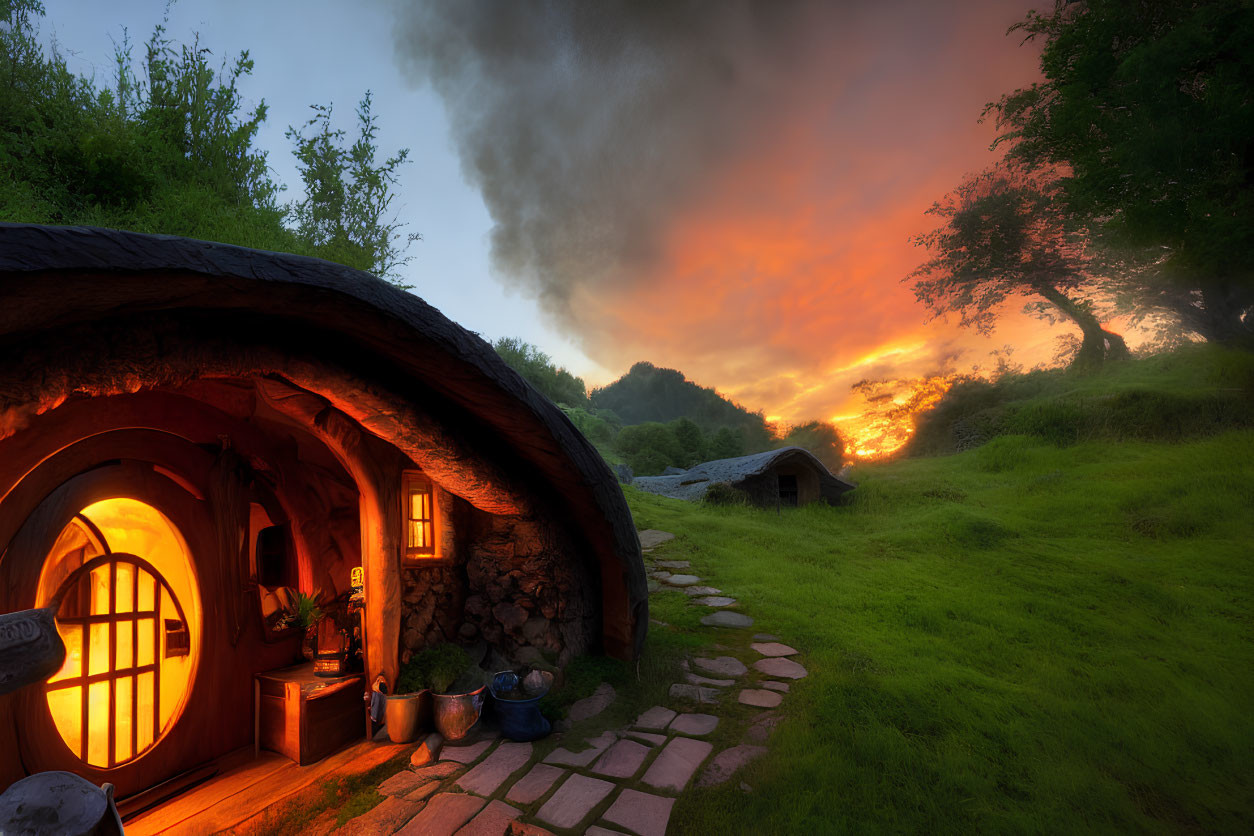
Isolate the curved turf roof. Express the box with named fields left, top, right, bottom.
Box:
left=632, top=446, right=855, bottom=503
left=0, top=222, right=647, bottom=659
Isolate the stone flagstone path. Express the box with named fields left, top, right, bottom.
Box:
left=326, top=528, right=807, bottom=836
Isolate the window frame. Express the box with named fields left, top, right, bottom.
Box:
left=400, top=470, right=440, bottom=563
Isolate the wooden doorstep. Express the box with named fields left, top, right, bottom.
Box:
left=125, top=736, right=406, bottom=836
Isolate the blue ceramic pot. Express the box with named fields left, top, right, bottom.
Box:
left=490, top=671, right=553, bottom=742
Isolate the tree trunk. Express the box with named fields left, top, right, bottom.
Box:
left=1036, top=284, right=1129, bottom=369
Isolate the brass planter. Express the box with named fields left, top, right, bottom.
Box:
left=432, top=684, right=487, bottom=741
left=385, top=690, right=432, bottom=744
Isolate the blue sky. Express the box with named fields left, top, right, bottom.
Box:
left=40, top=0, right=611, bottom=381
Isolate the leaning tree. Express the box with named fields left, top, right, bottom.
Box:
left=907, top=164, right=1128, bottom=370
left=986, top=0, right=1254, bottom=344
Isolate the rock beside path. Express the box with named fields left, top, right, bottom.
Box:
left=697, top=745, right=768, bottom=788
left=701, top=611, right=754, bottom=628
left=753, top=657, right=808, bottom=679
left=738, top=689, right=783, bottom=708
left=693, top=656, right=748, bottom=677
left=637, top=530, right=675, bottom=549
left=569, top=682, right=616, bottom=722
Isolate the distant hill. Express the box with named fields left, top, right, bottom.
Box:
left=591, top=362, right=770, bottom=437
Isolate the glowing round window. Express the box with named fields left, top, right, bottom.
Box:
left=37, top=499, right=202, bottom=768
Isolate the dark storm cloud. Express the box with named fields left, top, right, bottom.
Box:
left=387, top=0, right=835, bottom=317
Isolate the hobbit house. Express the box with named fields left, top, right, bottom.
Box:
left=0, top=223, right=647, bottom=799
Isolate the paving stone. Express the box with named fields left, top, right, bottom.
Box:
left=592, top=739, right=651, bottom=779
left=379, top=769, right=426, bottom=796
left=637, top=529, right=675, bottom=549
left=542, top=731, right=616, bottom=767
left=669, top=683, right=719, bottom=704
left=685, top=672, right=733, bottom=687
left=457, top=741, right=534, bottom=797
left=668, top=713, right=719, bottom=736
left=441, top=739, right=496, bottom=764
left=752, top=633, right=780, bottom=641
left=697, top=745, right=768, bottom=788
left=647, top=579, right=662, bottom=594
left=453, top=799, right=522, bottom=836
left=738, top=689, right=783, bottom=708
left=505, top=763, right=565, bottom=805
left=762, top=680, right=790, bottom=693
left=664, top=573, right=702, bottom=586
left=701, top=611, right=754, bottom=628
left=535, top=774, right=616, bottom=830
left=411, top=731, right=444, bottom=767
left=404, top=781, right=442, bottom=803
left=569, top=682, right=616, bottom=722
left=693, top=596, right=738, bottom=607
left=396, top=792, right=486, bottom=836
left=624, top=730, right=667, bottom=746
left=506, top=823, right=556, bottom=836
left=641, top=736, right=715, bottom=793
left=633, top=705, right=677, bottom=731
left=413, top=761, right=465, bottom=782
left=602, top=788, right=676, bottom=836
left=684, top=585, right=722, bottom=596
left=693, top=656, right=748, bottom=677
left=339, top=795, right=424, bottom=836
left=753, top=657, right=808, bottom=679
left=649, top=570, right=672, bottom=580
left=585, top=828, right=630, bottom=836
left=751, top=641, right=800, bottom=657
left=654, top=559, right=690, bottom=569
left=744, top=713, right=782, bottom=745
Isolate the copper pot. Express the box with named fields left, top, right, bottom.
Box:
left=432, top=684, right=488, bottom=741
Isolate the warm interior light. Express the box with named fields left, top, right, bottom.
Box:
left=403, top=472, right=436, bottom=558
left=37, top=498, right=201, bottom=768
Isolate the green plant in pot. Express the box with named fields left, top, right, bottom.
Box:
left=275, top=590, right=323, bottom=660
left=419, top=644, right=486, bottom=741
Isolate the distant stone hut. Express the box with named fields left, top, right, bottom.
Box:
left=0, top=223, right=646, bottom=799
left=631, top=447, right=854, bottom=507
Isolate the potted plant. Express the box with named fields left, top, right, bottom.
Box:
left=420, top=644, right=487, bottom=741
left=274, top=590, right=323, bottom=660
left=385, top=657, right=432, bottom=744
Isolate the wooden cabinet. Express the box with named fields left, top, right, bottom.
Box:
left=255, top=663, right=364, bottom=766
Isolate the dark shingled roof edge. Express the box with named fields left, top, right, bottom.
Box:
left=631, top=446, right=855, bottom=503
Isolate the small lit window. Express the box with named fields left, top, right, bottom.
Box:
left=403, top=472, right=436, bottom=559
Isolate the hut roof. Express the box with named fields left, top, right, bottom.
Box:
left=0, top=223, right=647, bottom=659
left=631, top=446, right=855, bottom=503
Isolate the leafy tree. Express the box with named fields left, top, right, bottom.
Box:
left=671, top=418, right=707, bottom=467
left=492, top=337, right=589, bottom=407
left=708, top=426, right=744, bottom=460
left=287, top=91, right=419, bottom=286
left=907, top=164, right=1129, bottom=369
left=986, top=0, right=1254, bottom=343
left=779, top=421, right=844, bottom=472
left=613, top=422, right=687, bottom=475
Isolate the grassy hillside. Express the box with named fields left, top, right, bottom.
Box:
left=627, top=350, right=1253, bottom=833
left=907, top=344, right=1254, bottom=456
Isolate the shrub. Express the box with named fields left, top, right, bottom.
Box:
left=703, top=482, right=749, bottom=506
left=398, top=643, right=471, bottom=694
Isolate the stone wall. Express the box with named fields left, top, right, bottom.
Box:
left=396, top=484, right=600, bottom=669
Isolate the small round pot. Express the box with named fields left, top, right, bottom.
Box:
left=432, top=685, right=488, bottom=741
left=385, top=690, right=431, bottom=744
left=489, top=672, right=553, bottom=743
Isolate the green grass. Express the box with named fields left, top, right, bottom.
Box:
left=909, top=344, right=1254, bottom=455
left=629, top=427, right=1254, bottom=833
